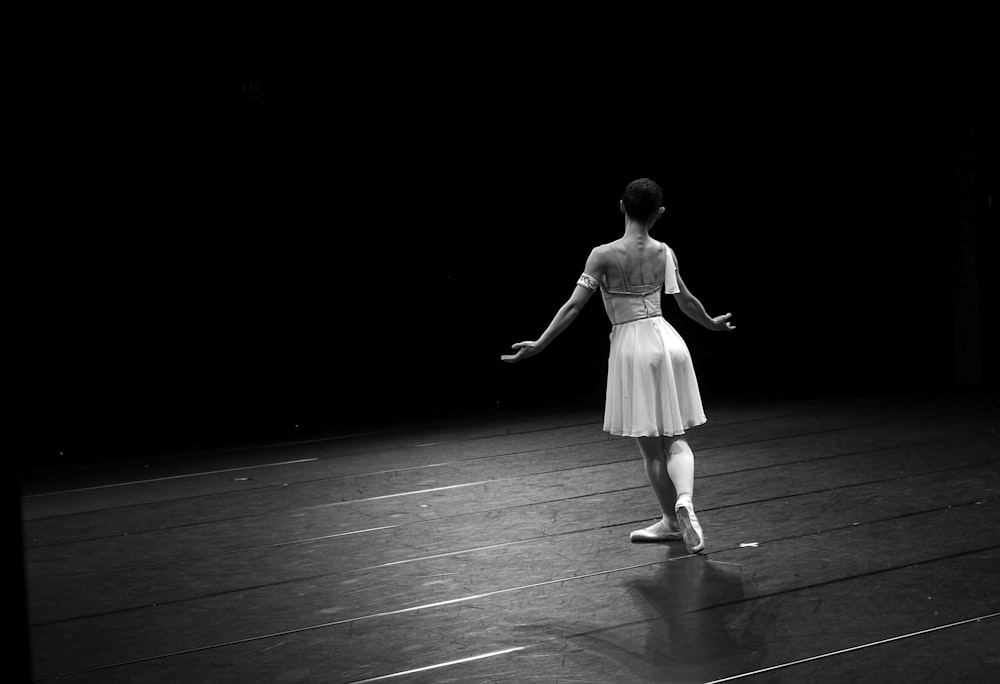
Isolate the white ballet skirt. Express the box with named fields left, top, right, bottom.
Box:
left=592, top=243, right=707, bottom=437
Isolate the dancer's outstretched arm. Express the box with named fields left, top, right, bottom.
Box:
left=674, top=270, right=735, bottom=332
left=501, top=250, right=605, bottom=363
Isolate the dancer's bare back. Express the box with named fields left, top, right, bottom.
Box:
left=592, top=237, right=671, bottom=290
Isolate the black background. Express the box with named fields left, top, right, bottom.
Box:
left=23, top=26, right=995, bottom=469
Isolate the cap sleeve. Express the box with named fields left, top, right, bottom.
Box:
left=662, top=247, right=679, bottom=294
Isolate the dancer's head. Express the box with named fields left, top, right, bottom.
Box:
left=620, top=178, right=664, bottom=223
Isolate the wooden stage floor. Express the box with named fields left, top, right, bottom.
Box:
left=21, top=394, right=1000, bottom=683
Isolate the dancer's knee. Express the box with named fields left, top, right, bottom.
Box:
left=666, top=437, right=692, bottom=459
left=635, top=436, right=662, bottom=462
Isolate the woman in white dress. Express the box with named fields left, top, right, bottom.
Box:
left=502, top=178, right=734, bottom=554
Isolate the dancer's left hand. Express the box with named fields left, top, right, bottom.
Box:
left=711, top=313, right=736, bottom=331
left=501, top=341, right=541, bottom=363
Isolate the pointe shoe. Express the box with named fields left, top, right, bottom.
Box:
left=674, top=499, right=705, bottom=553
left=630, top=519, right=683, bottom=543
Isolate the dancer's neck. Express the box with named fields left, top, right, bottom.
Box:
left=622, top=217, right=654, bottom=241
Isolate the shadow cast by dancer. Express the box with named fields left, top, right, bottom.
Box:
left=503, top=178, right=735, bottom=552
left=572, top=558, right=771, bottom=682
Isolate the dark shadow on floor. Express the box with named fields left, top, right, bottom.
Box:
left=574, top=553, right=775, bottom=682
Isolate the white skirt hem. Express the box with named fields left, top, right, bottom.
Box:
left=604, top=417, right=707, bottom=438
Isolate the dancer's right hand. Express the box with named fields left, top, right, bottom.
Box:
left=501, top=341, right=541, bottom=363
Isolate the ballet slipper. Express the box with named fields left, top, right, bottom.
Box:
left=630, top=518, right=683, bottom=543
left=674, top=497, right=704, bottom=553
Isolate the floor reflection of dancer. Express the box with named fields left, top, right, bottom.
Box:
left=502, top=178, right=734, bottom=553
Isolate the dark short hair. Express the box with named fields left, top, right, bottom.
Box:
left=621, top=178, right=663, bottom=222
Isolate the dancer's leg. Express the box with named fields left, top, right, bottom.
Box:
left=631, top=437, right=681, bottom=542
left=665, top=437, right=694, bottom=498
left=666, top=436, right=704, bottom=553
left=636, top=436, right=678, bottom=519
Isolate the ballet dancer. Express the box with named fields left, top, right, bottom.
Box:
left=501, top=178, right=734, bottom=553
